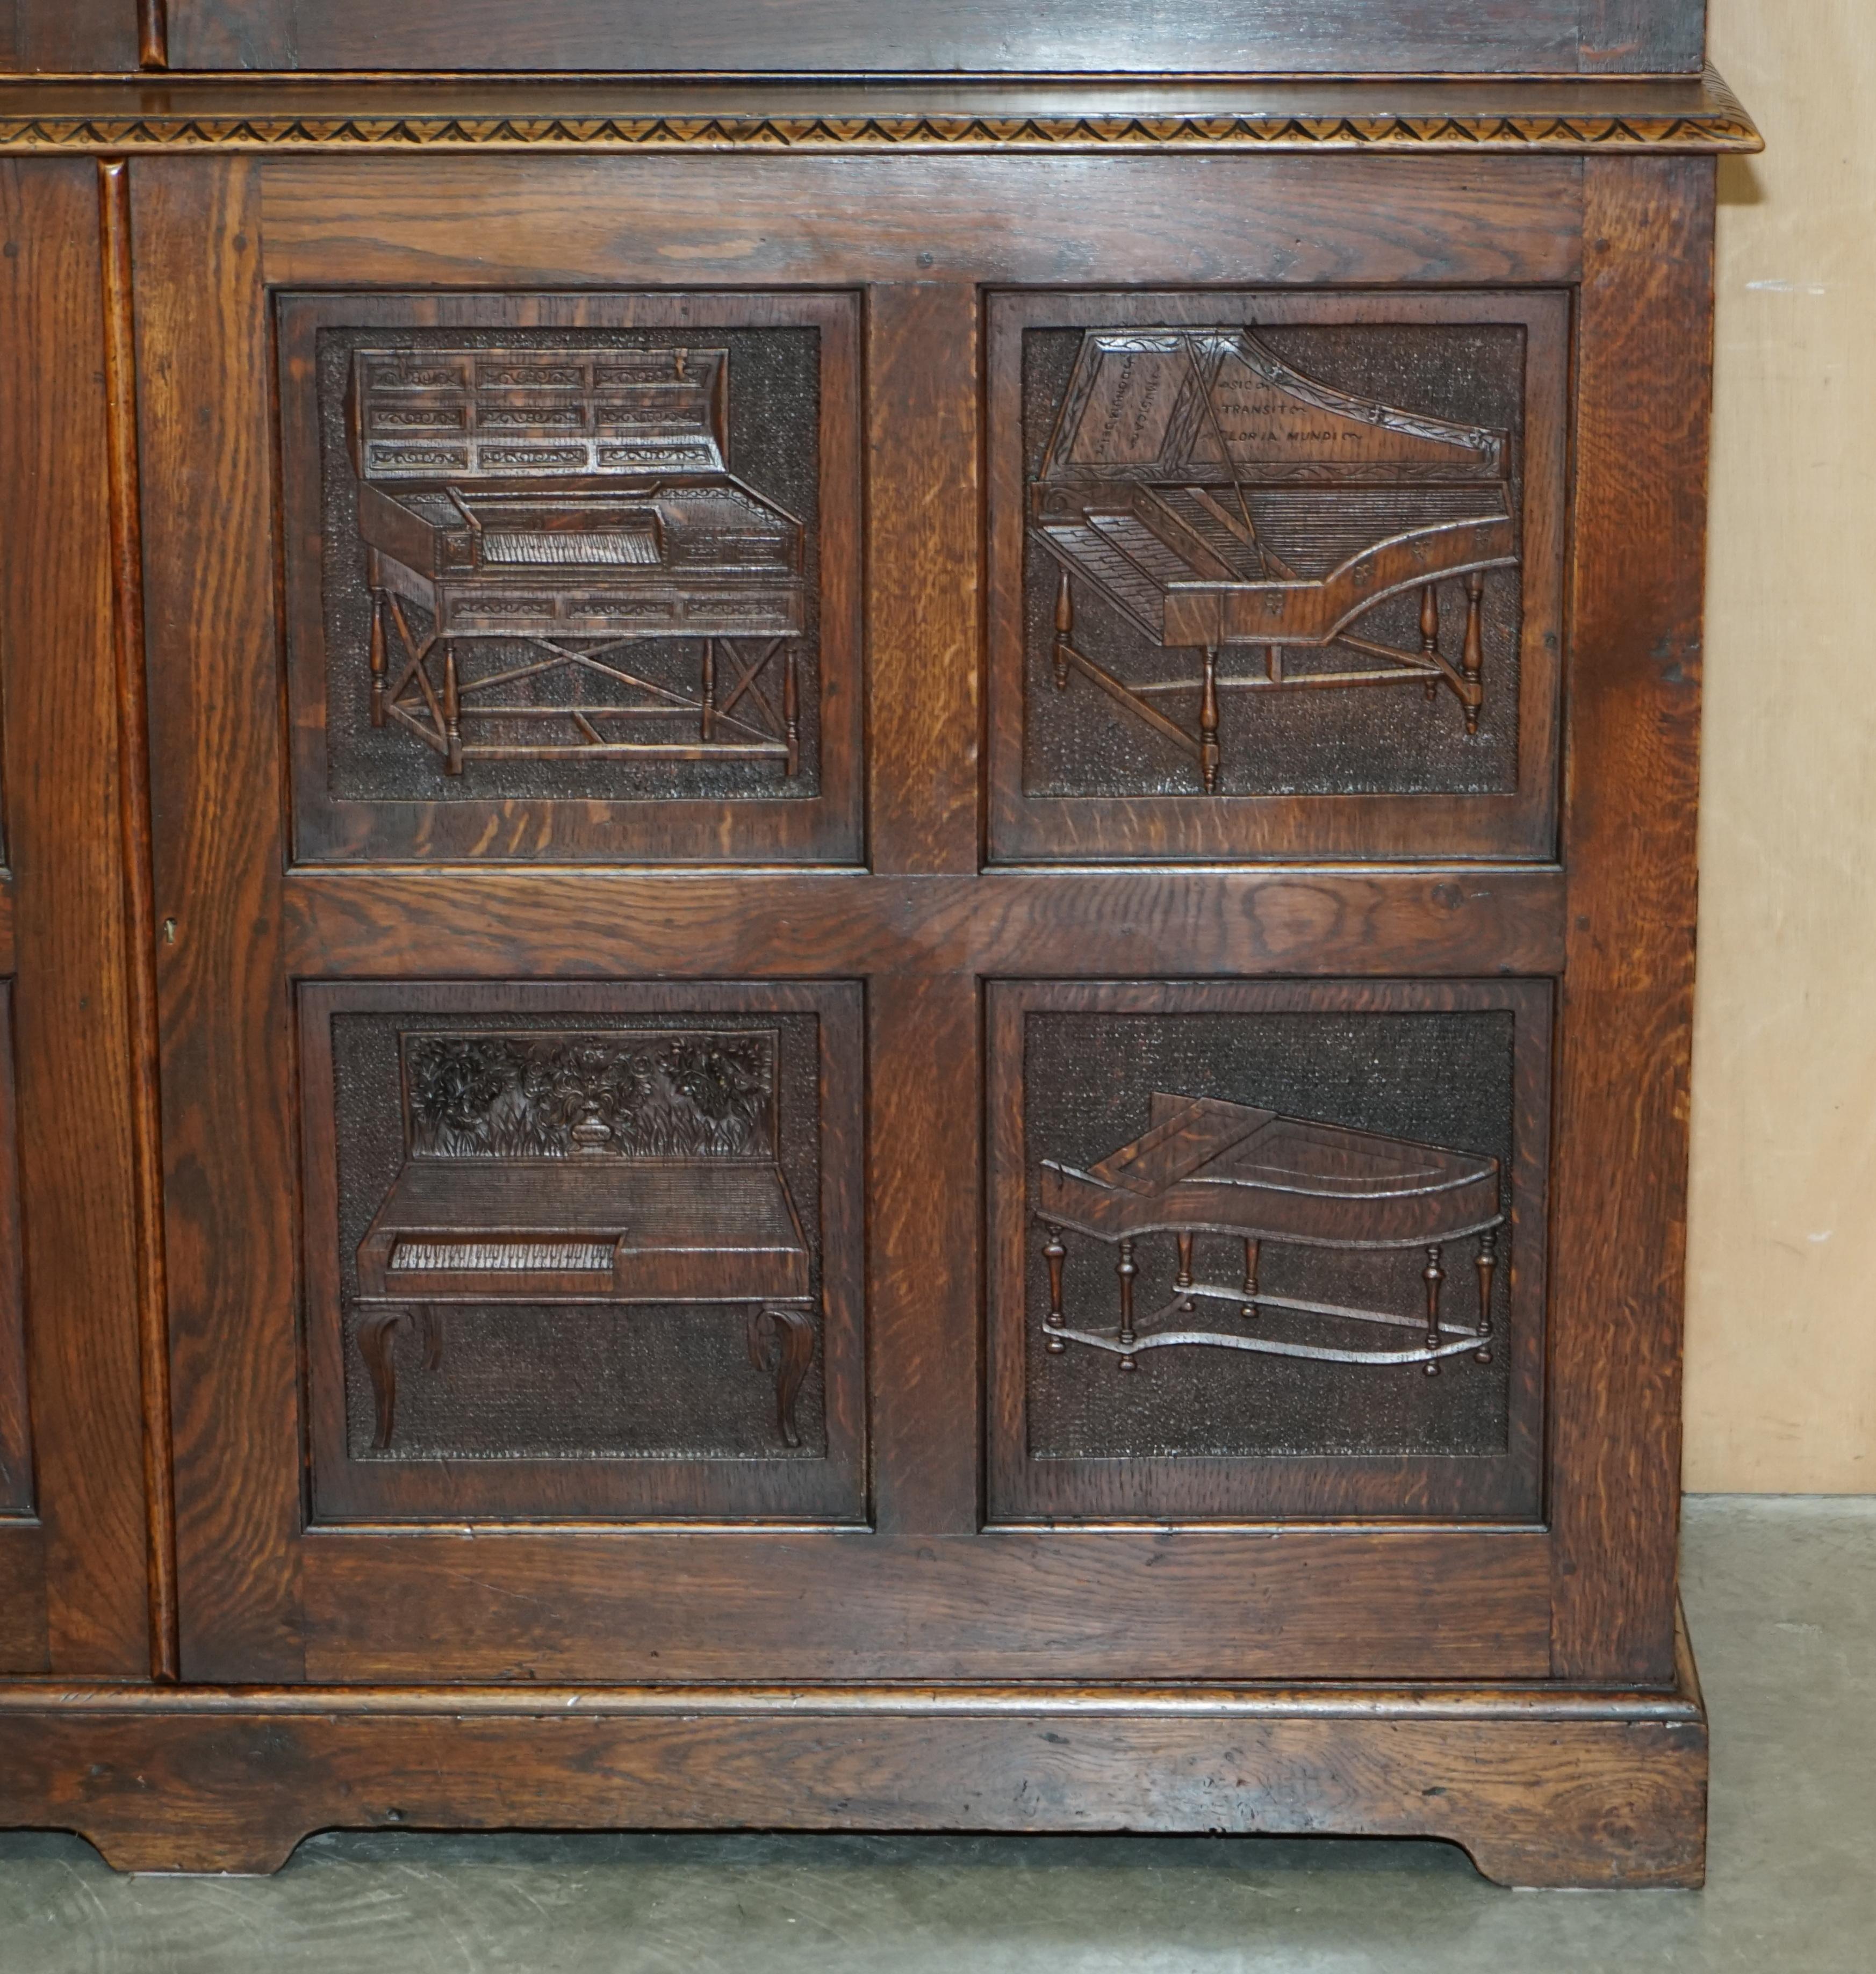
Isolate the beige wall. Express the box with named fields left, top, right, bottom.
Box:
left=1685, top=2, right=1876, bottom=1490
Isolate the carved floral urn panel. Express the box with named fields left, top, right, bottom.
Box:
left=277, top=291, right=864, bottom=864
left=297, top=982, right=866, bottom=1524
left=987, top=290, right=1570, bottom=863
left=987, top=979, right=1552, bottom=1523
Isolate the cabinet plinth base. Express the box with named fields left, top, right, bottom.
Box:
left=0, top=1612, right=1706, bottom=1886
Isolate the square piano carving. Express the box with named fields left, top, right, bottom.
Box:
left=356, top=1029, right=815, bottom=1454
left=987, top=981, right=1551, bottom=1523
left=298, top=984, right=865, bottom=1524
left=277, top=294, right=862, bottom=865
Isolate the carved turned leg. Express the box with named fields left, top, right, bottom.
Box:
left=1420, top=581, right=1441, bottom=700
left=442, top=643, right=464, bottom=776
left=357, top=1309, right=413, bottom=1452
left=368, top=588, right=389, bottom=727
left=1116, top=1237, right=1138, bottom=1372
left=1053, top=568, right=1073, bottom=689
left=701, top=637, right=716, bottom=740
left=747, top=1306, right=816, bottom=1450
left=1199, top=645, right=1220, bottom=794
left=1461, top=569, right=1486, bottom=734
left=1043, top=1222, right=1067, bottom=1353
left=784, top=644, right=800, bottom=777
left=1422, top=1244, right=1445, bottom=1377
left=1474, top=1227, right=1498, bottom=1364
left=1175, top=1230, right=1195, bottom=1311
left=1241, top=1237, right=1261, bottom=1321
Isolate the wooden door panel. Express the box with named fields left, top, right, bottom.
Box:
left=299, top=979, right=866, bottom=1522
left=141, top=149, right=1595, bottom=1687
left=0, top=157, right=152, bottom=1679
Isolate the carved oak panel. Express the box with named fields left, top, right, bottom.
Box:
left=299, top=981, right=865, bottom=1522
left=987, top=291, right=1569, bottom=863
left=988, top=979, right=1551, bottom=1522
left=0, top=982, right=27, bottom=1519
left=278, top=292, right=862, bottom=865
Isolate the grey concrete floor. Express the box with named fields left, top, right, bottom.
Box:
left=0, top=1494, right=1870, bottom=1972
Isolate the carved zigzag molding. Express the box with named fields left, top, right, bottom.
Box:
left=0, top=101, right=1763, bottom=156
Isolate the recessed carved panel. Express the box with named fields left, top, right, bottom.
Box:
left=299, top=982, right=865, bottom=1523
left=987, top=980, right=1550, bottom=1522
left=278, top=293, right=862, bottom=865
left=0, top=982, right=27, bottom=1517
left=987, top=292, right=1568, bottom=862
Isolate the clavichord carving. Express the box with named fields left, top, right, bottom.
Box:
left=351, top=343, right=807, bottom=779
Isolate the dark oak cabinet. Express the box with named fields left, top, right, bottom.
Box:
left=0, top=1, right=1756, bottom=1886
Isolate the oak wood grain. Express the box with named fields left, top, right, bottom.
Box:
left=1548, top=156, right=1715, bottom=1684
left=296, top=1526, right=1552, bottom=1683
left=0, top=156, right=149, bottom=1675
left=867, top=974, right=979, bottom=1534
left=281, top=869, right=1569, bottom=983
left=865, top=284, right=979, bottom=874
left=259, top=156, right=1586, bottom=294
left=100, top=156, right=178, bottom=1681
left=131, top=155, right=305, bottom=1681
left=0, top=1615, right=1708, bottom=1880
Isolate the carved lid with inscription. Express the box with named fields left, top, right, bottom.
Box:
left=348, top=344, right=729, bottom=485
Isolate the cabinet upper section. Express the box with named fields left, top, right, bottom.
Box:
left=6, top=0, right=1718, bottom=80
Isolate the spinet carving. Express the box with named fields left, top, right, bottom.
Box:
left=354, top=1028, right=816, bottom=1452
left=1031, top=328, right=1518, bottom=792
left=1038, top=1092, right=1504, bottom=1375
left=350, top=343, right=807, bottom=778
